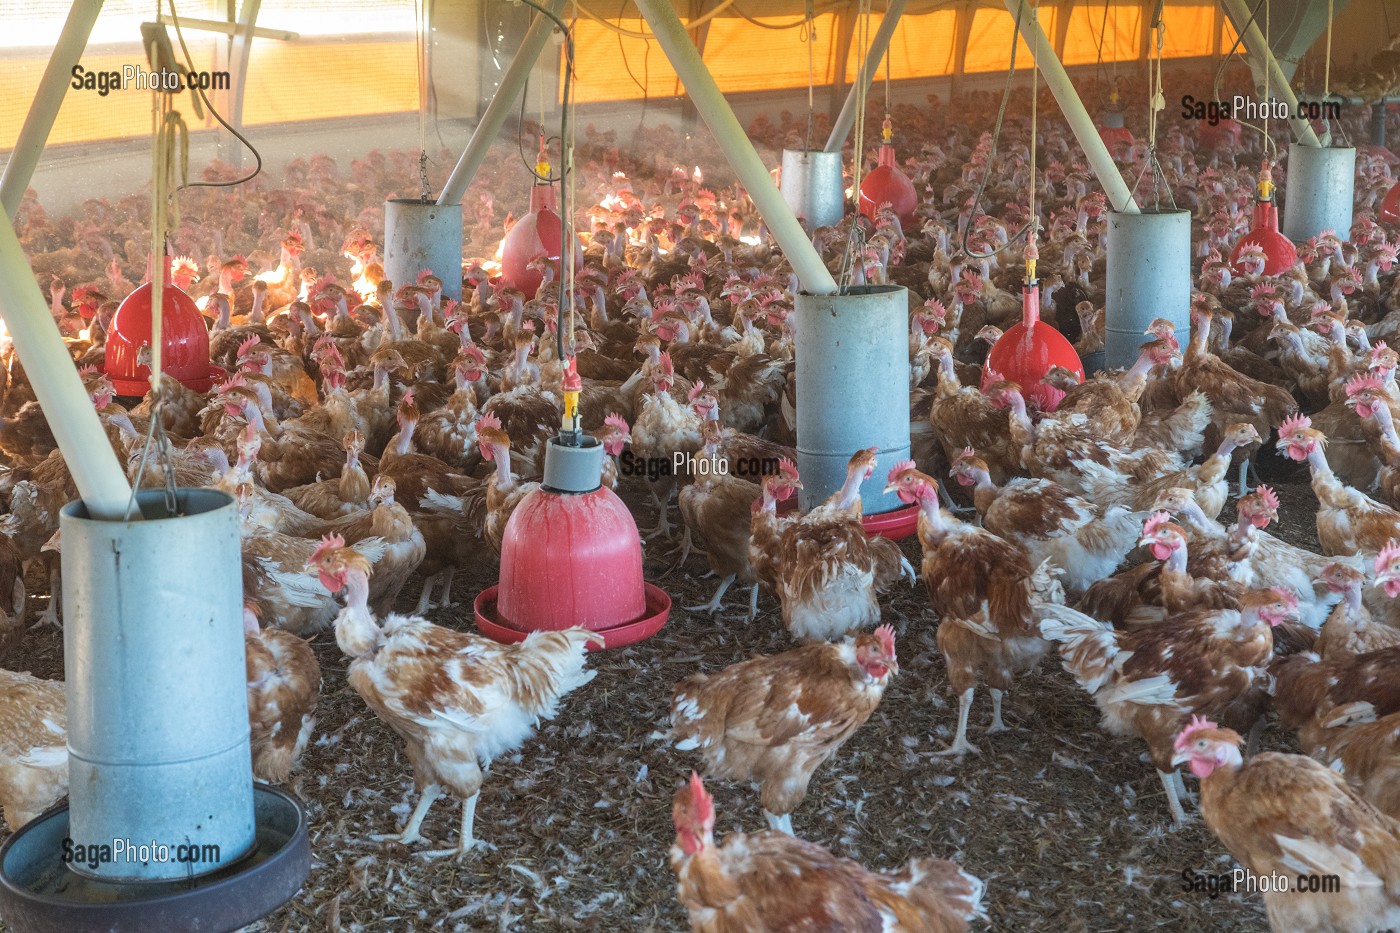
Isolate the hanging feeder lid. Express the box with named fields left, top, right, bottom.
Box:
left=981, top=283, right=1083, bottom=412
left=1381, top=180, right=1400, bottom=225
left=104, top=276, right=214, bottom=397
left=858, top=143, right=918, bottom=226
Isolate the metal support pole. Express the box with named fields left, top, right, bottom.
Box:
left=635, top=0, right=838, bottom=295
left=824, top=0, right=907, bottom=153
left=1218, top=0, right=1322, bottom=147
left=1002, top=0, right=1139, bottom=214
left=0, top=0, right=103, bottom=219
left=438, top=0, right=565, bottom=206
left=0, top=221, right=134, bottom=520
left=223, top=0, right=262, bottom=167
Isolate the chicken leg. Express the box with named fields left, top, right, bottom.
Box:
left=763, top=810, right=794, bottom=835
left=1157, top=769, right=1188, bottom=827
left=684, top=573, right=734, bottom=615
left=933, top=687, right=981, bottom=756
left=422, top=792, right=483, bottom=858
left=373, top=783, right=442, bottom=845
left=987, top=688, right=1008, bottom=733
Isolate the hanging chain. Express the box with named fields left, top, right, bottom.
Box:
left=841, top=0, right=874, bottom=289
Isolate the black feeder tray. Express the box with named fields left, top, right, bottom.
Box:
left=0, top=785, right=309, bottom=932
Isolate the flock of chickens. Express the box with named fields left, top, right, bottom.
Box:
left=2, top=73, right=1400, bottom=931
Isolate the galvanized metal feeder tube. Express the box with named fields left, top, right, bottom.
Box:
left=795, top=285, right=910, bottom=515
left=1105, top=209, right=1191, bottom=370
left=1282, top=143, right=1356, bottom=244
left=780, top=149, right=846, bottom=231
left=384, top=198, right=464, bottom=301
left=62, top=489, right=253, bottom=883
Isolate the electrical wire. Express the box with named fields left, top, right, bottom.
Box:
left=615, top=0, right=650, bottom=127
left=959, top=0, right=1032, bottom=261
left=729, top=2, right=846, bottom=29
left=576, top=0, right=741, bottom=37
left=166, top=0, right=261, bottom=190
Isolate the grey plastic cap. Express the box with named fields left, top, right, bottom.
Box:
left=542, top=435, right=605, bottom=493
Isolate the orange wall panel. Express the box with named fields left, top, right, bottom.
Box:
left=571, top=18, right=682, bottom=103
left=240, top=39, right=418, bottom=126
left=1061, top=3, right=1144, bottom=66
left=704, top=13, right=839, bottom=93
left=845, top=9, right=957, bottom=81
left=963, top=6, right=1061, bottom=74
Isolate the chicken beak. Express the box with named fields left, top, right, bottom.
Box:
left=1169, top=751, right=1190, bottom=769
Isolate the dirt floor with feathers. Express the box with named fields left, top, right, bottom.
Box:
left=0, top=454, right=1321, bottom=932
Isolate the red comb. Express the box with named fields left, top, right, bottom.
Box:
left=1376, top=540, right=1400, bottom=573
left=1254, top=484, right=1280, bottom=513
left=1142, top=511, right=1174, bottom=537
left=603, top=412, right=629, bottom=435
left=1346, top=372, right=1384, bottom=397
left=874, top=624, right=897, bottom=661
left=1173, top=714, right=1221, bottom=753
left=1278, top=413, right=1311, bottom=435
left=778, top=457, right=799, bottom=480
left=309, top=533, right=346, bottom=564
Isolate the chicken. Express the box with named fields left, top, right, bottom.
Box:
left=0, top=667, right=67, bottom=830
left=1315, top=557, right=1400, bottom=660
left=1173, top=717, right=1400, bottom=933
left=1271, top=643, right=1400, bottom=758
left=308, top=539, right=601, bottom=855
left=1277, top=413, right=1400, bottom=556
left=1078, top=422, right=1262, bottom=521
left=1039, top=587, right=1298, bottom=825
left=0, top=535, right=27, bottom=661
left=239, top=507, right=387, bottom=635
left=631, top=354, right=706, bottom=537
left=988, top=379, right=1184, bottom=496
left=749, top=467, right=801, bottom=601
left=949, top=447, right=1139, bottom=599
left=243, top=603, right=320, bottom=783
left=670, top=772, right=987, bottom=933
left=773, top=450, right=885, bottom=641
left=282, top=430, right=373, bottom=519
left=927, top=337, right=1018, bottom=483
left=887, top=464, right=1063, bottom=756
left=678, top=420, right=769, bottom=618
left=670, top=626, right=897, bottom=834
left=477, top=411, right=540, bottom=555
left=1050, top=339, right=1177, bottom=444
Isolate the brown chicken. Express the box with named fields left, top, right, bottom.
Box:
left=309, top=540, right=600, bottom=856
left=243, top=603, right=320, bottom=783
left=773, top=450, right=886, bottom=642
left=1041, top=588, right=1298, bottom=825
left=0, top=667, right=67, bottom=830
left=1174, top=718, right=1400, bottom=933
left=887, top=464, right=1063, bottom=756
left=678, top=420, right=767, bottom=618
left=671, top=772, right=986, bottom=933
left=670, top=626, right=897, bottom=834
